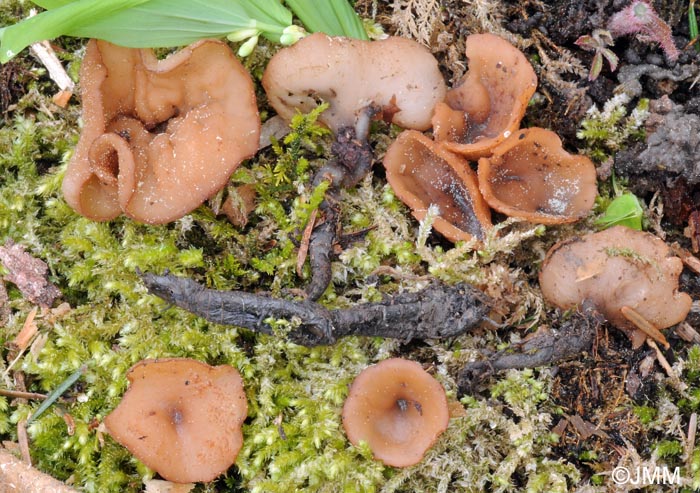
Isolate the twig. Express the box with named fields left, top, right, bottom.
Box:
left=17, top=420, right=30, bottom=465
left=140, top=271, right=491, bottom=347
left=646, top=339, right=687, bottom=392
left=0, top=389, right=47, bottom=400
left=0, top=448, right=79, bottom=493
left=27, top=9, right=74, bottom=108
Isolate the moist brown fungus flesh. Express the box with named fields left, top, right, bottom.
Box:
left=432, top=33, right=537, bottom=160
left=62, top=39, right=260, bottom=224
left=342, top=358, right=449, bottom=468
left=477, top=128, right=597, bottom=224
left=262, top=32, right=446, bottom=135
left=383, top=130, right=492, bottom=243
left=103, top=358, right=248, bottom=484
left=539, top=226, right=692, bottom=348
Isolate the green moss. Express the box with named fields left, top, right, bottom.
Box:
left=576, top=94, right=649, bottom=162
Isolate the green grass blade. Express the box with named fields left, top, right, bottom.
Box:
left=285, top=0, right=367, bottom=39
left=1, top=0, right=149, bottom=62
left=27, top=365, right=86, bottom=424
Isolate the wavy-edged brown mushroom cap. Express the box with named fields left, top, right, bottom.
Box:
left=477, top=128, right=597, bottom=224
left=342, top=358, right=449, bottom=468
left=104, top=358, right=248, bottom=483
left=262, top=33, right=446, bottom=134
left=539, top=226, right=692, bottom=348
left=383, top=130, right=492, bottom=243
left=62, top=39, right=260, bottom=224
left=432, top=33, right=537, bottom=160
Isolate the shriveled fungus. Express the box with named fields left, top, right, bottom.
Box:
left=342, top=358, right=449, bottom=468
left=262, top=32, right=446, bottom=134
left=432, top=33, right=537, bottom=159
left=62, top=39, right=260, bottom=224
left=477, top=128, right=597, bottom=224
left=383, top=130, right=492, bottom=242
left=539, top=226, right=692, bottom=348
left=104, top=358, right=248, bottom=484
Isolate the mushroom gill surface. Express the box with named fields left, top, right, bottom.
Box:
left=432, top=33, right=537, bottom=159
left=62, top=39, right=260, bottom=224
left=261, top=32, right=446, bottom=134
left=383, top=130, right=492, bottom=242
left=477, top=128, right=597, bottom=224
left=539, top=226, right=692, bottom=348
left=342, top=358, right=449, bottom=468
left=104, top=358, right=248, bottom=484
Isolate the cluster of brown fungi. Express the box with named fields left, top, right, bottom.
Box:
left=63, top=28, right=694, bottom=485
left=105, top=357, right=449, bottom=483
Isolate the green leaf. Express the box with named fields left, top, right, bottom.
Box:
left=0, top=0, right=149, bottom=63
left=594, top=192, right=644, bottom=230
left=1, top=0, right=294, bottom=63
left=59, top=0, right=293, bottom=46
left=285, top=0, right=367, bottom=39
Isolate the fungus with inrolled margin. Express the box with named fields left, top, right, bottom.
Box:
left=103, top=358, right=247, bottom=484
left=383, top=130, right=492, bottom=243
left=62, top=39, right=260, bottom=224
left=342, top=358, right=449, bottom=468
left=262, top=32, right=446, bottom=135
left=432, top=33, right=537, bottom=160
left=539, top=226, right=692, bottom=348
left=477, top=127, right=597, bottom=224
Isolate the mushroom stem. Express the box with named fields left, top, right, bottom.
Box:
left=140, top=271, right=491, bottom=346
left=620, top=305, right=670, bottom=349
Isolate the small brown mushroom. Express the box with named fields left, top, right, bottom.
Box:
left=262, top=32, right=446, bottom=134
left=477, top=128, right=597, bottom=224
left=432, top=33, right=537, bottom=159
left=62, top=39, right=260, bottom=224
left=342, top=358, right=449, bottom=468
left=383, top=130, right=492, bottom=242
left=103, top=358, right=248, bottom=484
left=539, top=226, right=692, bottom=348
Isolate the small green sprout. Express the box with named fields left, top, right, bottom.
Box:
left=575, top=29, right=619, bottom=81
left=595, top=192, right=644, bottom=230
left=690, top=0, right=700, bottom=51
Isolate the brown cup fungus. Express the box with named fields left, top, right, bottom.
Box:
left=104, top=358, right=248, bottom=484
left=432, top=33, right=537, bottom=159
left=383, top=130, right=492, bottom=242
left=539, top=226, right=692, bottom=348
left=62, top=39, right=260, bottom=224
left=262, top=32, right=446, bottom=134
left=477, top=128, right=597, bottom=224
left=342, top=358, right=449, bottom=468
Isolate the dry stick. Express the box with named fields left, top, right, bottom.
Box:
left=620, top=305, right=670, bottom=349
left=0, top=389, right=46, bottom=400
left=646, top=338, right=687, bottom=392
left=16, top=420, right=30, bottom=465
left=0, top=448, right=79, bottom=493
left=296, top=208, right=317, bottom=278
left=140, top=271, right=491, bottom=347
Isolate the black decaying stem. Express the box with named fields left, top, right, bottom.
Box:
left=457, top=302, right=603, bottom=395
left=305, top=108, right=376, bottom=300
left=140, top=271, right=491, bottom=347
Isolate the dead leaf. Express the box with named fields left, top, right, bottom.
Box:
left=143, top=479, right=196, bottom=493
left=0, top=240, right=61, bottom=307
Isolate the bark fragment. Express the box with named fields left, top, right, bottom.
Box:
left=0, top=241, right=60, bottom=307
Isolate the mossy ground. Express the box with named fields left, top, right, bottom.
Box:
left=1, top=0, right=699, bottom=492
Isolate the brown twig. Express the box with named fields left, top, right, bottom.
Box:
left=0, top=389, right=46, bottom=400
left=0, top=448, right=79, bottom=493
